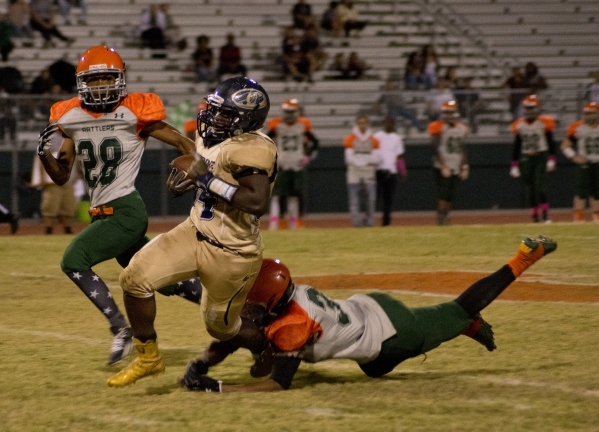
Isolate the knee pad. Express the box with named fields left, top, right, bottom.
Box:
left=119, top=264, right=154, bottom=298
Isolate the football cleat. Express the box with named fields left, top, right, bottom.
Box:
left=521, top=235, right=557, bottom=257
left=107, top=339, right=165, bottom=387
left=107, top=326, right=133, bottom=366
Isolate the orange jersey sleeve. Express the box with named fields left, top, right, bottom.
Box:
left=121, top=92, right=166, bottom=130
left=49, top=97, right=81, bottom=122
left=343, top=134, right=356, bottom=148
left=371, top=135, right=380, bottom=149
left=567, top=120, right=584, bottom=139
left=538, top=115, right=556, bottom=132
left=427, top=120, right=444, bottom=135
left=297, top=117, right=313, bottom=133
left=265, top=301, right=323, bottom=352
left=510, top=118, right=525, bottom=135
left=267, top=117, right=284, bottom=132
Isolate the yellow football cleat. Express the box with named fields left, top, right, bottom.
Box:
left=107, top=338, right=165, bottom=387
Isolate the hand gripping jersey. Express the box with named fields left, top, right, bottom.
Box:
left=567, top=120, right=599, bottom=163
left=265, top=285, right=396, bottom=364
left=428, top=120, right=468, bottom=175
left=190, top=131, right=277, bottom=254
left=510, top=115, right=555, bottom=155
left=267, top=117, right=313, bottom=171
left=50, top=93, right=166, bottom=207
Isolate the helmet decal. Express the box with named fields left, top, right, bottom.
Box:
left=232, top=88, right=268, bottom=110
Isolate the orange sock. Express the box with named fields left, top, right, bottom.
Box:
left=507, top=242, right=545, bottom=277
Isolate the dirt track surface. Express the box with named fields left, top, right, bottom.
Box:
left=4, top=210, right=597, bottom=303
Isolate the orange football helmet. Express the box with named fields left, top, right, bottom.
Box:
left=522, top=94, right=540, bottom=120
left=76, top=46, right=127, bottom=111
left=583, top=101, right=599, bottom=112
left=281, top=98, right=300, bottom=124
left=441, top=100, right=459, bottom=121
left=246, top=259, right=295, bottom=316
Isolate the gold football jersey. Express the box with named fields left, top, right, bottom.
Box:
left=190, top=131, right=277, bottom=255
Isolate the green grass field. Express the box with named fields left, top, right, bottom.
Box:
left=1, top=223, right=598, bottom=432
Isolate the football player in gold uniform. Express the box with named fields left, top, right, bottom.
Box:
left=108, top=77, right=277, bottom=387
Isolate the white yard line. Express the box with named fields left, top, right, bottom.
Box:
left=465, top=375, right=599, bottom=399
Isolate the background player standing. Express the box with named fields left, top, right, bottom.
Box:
left=509, top=94, right=557, bottom=223
left=107, top=77, right=276, bottom=387
left=37, top=45, right=201, bottom=365
left=561, top=101, right=599, bottom=222
left=267, top=98, right=318, bottom=230
left=428, top=100, right=469, bottom=226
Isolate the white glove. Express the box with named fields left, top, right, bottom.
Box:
left=546, top=156, right=556, bottom=172
left=509, top=165, right=520, bottom=178
left=37, top=121, right=59, bottom=158
left=167, top=169, right=195, bottom=196
left=441, top=166, right=452, bottom=178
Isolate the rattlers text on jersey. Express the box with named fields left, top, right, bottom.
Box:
left=511, top=115, right=556, bottom=155
left=428, top=120, right=469, bottom=174
left=265, top=285, right=396, bottom=364
left=567, top=120, right=599, bottom=163
left=267, top=117, right=313, bottom=171
left=191, top=131, right=278, bottom=254
left=50, top=93, right=165, bottom=208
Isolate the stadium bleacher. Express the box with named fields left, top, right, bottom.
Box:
left=2, top=0, right=598, bottom=147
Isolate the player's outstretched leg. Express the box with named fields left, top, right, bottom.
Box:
left=107, top=338, right=165, bottom=387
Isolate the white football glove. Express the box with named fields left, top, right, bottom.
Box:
left=509, top=165, right=520, bottom=178
left=441, top=166, right=452, bottom=178
left=546, top=156, right=556, bottom=172
left=37, top=121, right=59, bottom=158
left=166, top=169, right=195, bottom=196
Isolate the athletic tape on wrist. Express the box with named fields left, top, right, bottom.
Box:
left=208, top=177, right=238, bottom=202
left=562, top=147, right=576, bottom=159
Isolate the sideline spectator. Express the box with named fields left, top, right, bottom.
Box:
left=0, top=12, right=15, bottom=62
left=336, top=0, right=367, bottom=38
left=291, top=0, right=315, bottom=30
left=58, top=0, right=87, bottom=26
left=454, top=76, right=484, bottom=133
left=426, top=77, right=455, bottom=121
left=300, top=26, right=327, bottom=73
left=523, top=61, right=548, bottom=94
left=191, top=34, right=216, bottom=83
left=404, top=50, right=424, bottom=90
left=30, top=68, right=56, bottom=94
left=374, top=117, right=407, bottom=226
left=48, top=57, right=77, bottom=93
left=217, top=33, right=247, bottom=81
left=345, top=51, right=369, bottom=79
left=29, top=0, right=75, bottom=48
left=8, top=0, right=34, bottom=39
left=376, top=79, right=424, bottom=132
left=138, top=3, right=166, bottom=51
left=282, top=27, right=312, bottom=82
left=503, top=66, right=527, bottom=121
left=329, top=52, right=347, bottom=79
left=344, top=115, right=381, bottom=227
left=421, top=44, right=438, bottom=90
left=320, top=1, right=341, bottom=37
left=159, top=3, right=186, bottom=51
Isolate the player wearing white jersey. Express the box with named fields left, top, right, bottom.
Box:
left=37, top=46, right=199, bottom=366
left=428, top=100, right=469, bottom=226
left=561, top=102, right=599, bottom=222
left=179, top=236, right=557, bottom=392
left=509, top=94, right=557, bottom=223
left=107, top=77, right=277, bottom=387
left=267, top=99, right=319, bottom=230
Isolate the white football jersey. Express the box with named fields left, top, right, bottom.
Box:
left=567, top=120, right=599, bottom=163
left=429, top=121, right=468, bottom=174
left=511, top=116, right=555, bottom=155
left=50, top=93, right=166, bottom=207
left=265, top=285, right=396, bottom=364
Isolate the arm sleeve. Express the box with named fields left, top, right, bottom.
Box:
left=511, top=134, right=522, bottom=161
left=269, top=356, right=302, bottom=390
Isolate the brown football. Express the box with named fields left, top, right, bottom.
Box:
left=169, top=154, right=195, bottom=180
